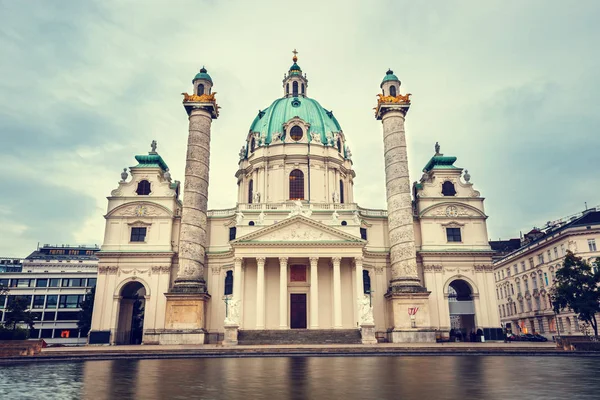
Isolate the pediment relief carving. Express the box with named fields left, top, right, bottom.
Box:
left=421, top=203, right=486, bottom=218
left=233, top=215, right=362, bottom=244
left=108, top=202, right=173, bottom=218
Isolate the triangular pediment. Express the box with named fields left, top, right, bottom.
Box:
left=232, top=215, right=365, bottom=245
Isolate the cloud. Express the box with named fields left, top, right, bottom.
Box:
left=0, top=0, right=599, bottom=256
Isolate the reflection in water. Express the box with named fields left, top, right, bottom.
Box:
left=1, top=356, right=599, bottom=400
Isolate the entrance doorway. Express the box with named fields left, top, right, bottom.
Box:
left=290, top=294, right=307, bottom=329
left=448, top=279, right=476, bottom=341
left=116, top=281, right=146, bottom=345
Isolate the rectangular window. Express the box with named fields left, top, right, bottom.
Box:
left=547, top=250, right=552, bottom=261
left=130, top=227, right=147, bottom=242
left=16, top=279, right=32, bottom=288
left=40, top=329, right=54, bottom=339
left=56, top=311, right=78, bottom=321
left=529, top=258, right=534, bottom=269
left=0, top=279, right=8, bottom=287
left=532, top=276, right=538, bottom=289
left=46, top=295, right=58, bottom=309
left=538, top=254, right=544, bottom=265
left=538, top=317, right=545, bottom=333
left=360, top=228, right=367, bottom=240
left=62, top=278, right=84, bottom=287
left=502, top=270, right=505, bottom=279
left=0, top=295, right=6, bottom=309
left=561, top=244, right=565, bottom=255
left=87, top=278, right=97, bottom=287
left=35, top=279, right=48, bottom=288
left=554, top=247, right=558, bottom=259
left=33, top=295, right=45, bottom=309
left=588, top=239, right=597, bottom=252
left=525, top=280, right=529, bottom=291
left=544, top=272, right=549, bottom=286
left=59, top=295, right=80, bottom=309
left=516, top=282, right=521, bottom=294
left=513, top=265, right=518, bottom=275
left=446, top=228, right=462, bottom=242
left=9, top=279, right=17, bottom=287
left=42, top=312, right=56, bottom=321
left=521, top=261, right=526, bottom=272
left=229, top=227, right=236, bottom=241
left=49, top=278, right=60, bottom=287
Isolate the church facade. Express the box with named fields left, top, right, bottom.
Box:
left=89, top=54, right=499, bottom=345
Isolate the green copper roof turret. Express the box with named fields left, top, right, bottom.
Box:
left=423, top=155, right=459, bottom=172
left=193, top=66, right=213, bottom=83
left=133, top=154, right=169, bottom=171
left=380, top=69, right=400, bottom=87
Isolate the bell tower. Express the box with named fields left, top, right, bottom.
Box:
left=162, top=67, right=219, bottom=344
left=374, top=69, right=434, bottom=342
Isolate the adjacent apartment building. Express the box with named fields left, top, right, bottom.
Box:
left=493, top=208, right=600, bottom=338
left=0, top=244, right=99, bottom=345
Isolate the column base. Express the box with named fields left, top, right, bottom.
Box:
left=385, top=290, right=434, bottom=342
left=223, top=324, right=239, bottom=346
left=360, top=324, right=378, bottom=345
left=164, top=292, right=210, bottom=340
left=171, top=278, right=208, bottom=294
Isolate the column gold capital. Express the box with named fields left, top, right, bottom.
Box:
left=309, top=257, right=319, bottom=265
left=234, top=257, right=243, bottom=265
left=256, top=257, right=266, bottom=265
left=279, top=257, right=288, bottom=265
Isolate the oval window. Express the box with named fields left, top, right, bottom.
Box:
left=290, top=126, right=303, bottom=141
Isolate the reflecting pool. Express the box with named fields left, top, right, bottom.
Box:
left=1, top=356, right=598, bottom=399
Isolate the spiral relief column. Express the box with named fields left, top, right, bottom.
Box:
left=162, top=68, right=219, bottom=345
left=375, top=69, right=433, bottom=342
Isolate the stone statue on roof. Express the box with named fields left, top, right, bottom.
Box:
left=434, top=141, right=440, bottom=155
left=151, top=140, right=157, bottom=153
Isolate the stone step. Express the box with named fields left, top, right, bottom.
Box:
left=237, top=329, right=362, bottom=345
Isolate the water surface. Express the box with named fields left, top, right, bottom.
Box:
left=1, top=356, right=598, bottom=400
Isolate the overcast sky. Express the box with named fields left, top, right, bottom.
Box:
left=1, top=0, right=599, bottom=257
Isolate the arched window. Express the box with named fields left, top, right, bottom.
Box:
left=301, top=83, right=305, bottom=94
left=197, top=83, right=204, bottom=95
left=363, top=270, right=371, bottom=294
left=136, top=180, right=151, bottom=195
left=337, top=138, right=342, bottom=152
left=389, top=85, right=397, bottom=97
left=286, top=83, right=289, bottom=95
left=290, top=126, right=303, bottom=141
left=441, top=181, right=456, bottom=196
left=224, top=271, right=233, bottom=296
left=289, top=169, right=304, bottom=200
left=248, top=179, right=253, bottom=203
left=339, top=180, right=344, bottom=204
left=250, top=137, right=256, bottom=152
left=292, top=81, right=298, bottom=97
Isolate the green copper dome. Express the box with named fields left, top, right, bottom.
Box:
left=289, top=62, right=302, bottom=73
left=380, top=69, right=399, bottom=87
left=192, top=67, right=213, bottom=83
left=249, top=96, right=342, bottom=145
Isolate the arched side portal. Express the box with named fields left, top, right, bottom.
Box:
left=115, top=281, right=147, bottom=345
left=447, top=279, right=477, bottom=341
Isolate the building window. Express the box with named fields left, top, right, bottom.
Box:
left=502, top=305, right=506, bottom=317
left=446, top=227, right=462, bottom=242
left=538, top=254, right=544, bottom=265
left=290, top=126, right=303, bottom=141
left=554, top=247, right=558, bottom=259
left=87, top=278, right=97, bottom=287
left=538, top=317, right=545, bottom=333
left=286, top=83, right=289, bottom=95
left=502, top=270, right=505, bottom=279
left=337, top=138, right=342, bottom=152
left=561, top=244, right=565, bottom=255
left=49, top=278, right=60, bottom=288
left=248, top=179, right=254, bottom=203
left=534, top=297, right=541, bottom=311
left=524, top=279, right=529, bottom=291
left=389, top=85, right=397, bottom=97
left=519, top=300, right=524, bottom=313
left=289, top=169, right=304, bottom=200
left=301, top=83, right=305, bottom=94
left=527, top=298, right=532, bottom=312
left=496, top=288, right=499, bottom=299
left=513, top=265, right=518, bottom=275
left=511, top=284, right=514, bottom=295
left=363, top=270, right=371, bottom=294
left=516, top=281, right=521, bottom=294
left=62, top=278, right=84, bottom=287
left=521, top=261, right=526, bottom=272
left=441, top=181, right=456, bottom=196
left=528, top=258, right=534, bottom=269
left=360, top=228, right=367, bottom=240
left=131, top=227, right=147, bottom=242
left=136, top=180, right=151, bottom=195
left=507, top=268, right=511, bottom=277
left=197, top=83, right=204, bottom=95
left=588, top=239, right=597, bottom=252
left=35, top=279, right=48, bottom=288
left=292, top=81, right=298, bottom=97
left=544, top=272, right=549, bottom=286
left=250, top=137, right=256, bottom=152
left=224, top=271, right=233, bottom=296
left=229, top=227, right=236, bottom=241
left=59, top=295, right=81, bottom=309
left=33, top=295, right=45, bottom=309
left=339, top=180, right=344, bottom=204
left=532, top=276, right=538, bottom=289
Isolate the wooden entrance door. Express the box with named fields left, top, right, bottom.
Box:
left=290, top=294, right=307, bottom=329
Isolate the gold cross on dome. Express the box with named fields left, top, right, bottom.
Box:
left=292, top=49, right=298, bottom=62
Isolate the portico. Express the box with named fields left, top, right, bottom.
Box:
left=229, top=215, right=366, bottom=330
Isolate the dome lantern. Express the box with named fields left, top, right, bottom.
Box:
left=193, top=66, right=213, bottom=96
left=380, top=68, right=401, bottom=97
left=283, top=49, right=308, bottom=98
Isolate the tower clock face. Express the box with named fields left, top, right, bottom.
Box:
left=446, top=206, right=458, bottom=217
left=135, top=205, right=147, bottom=216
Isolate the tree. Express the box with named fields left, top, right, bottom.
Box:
left=550, top=251, right=600, bottom=337
left=4, top=296, right=35, bottom=331
left=77, top=286, right=96, bottom=336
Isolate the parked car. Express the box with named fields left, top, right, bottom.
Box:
left=506, top=333, right=521, bottom=341
left=530, top=334, right=549, bottom=342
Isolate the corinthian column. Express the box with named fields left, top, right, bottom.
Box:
left=173, top=107, right=214, bottom=292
